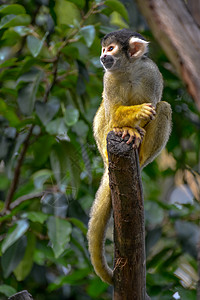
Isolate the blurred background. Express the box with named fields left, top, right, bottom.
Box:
left=0, top=0, right=199, bottom=299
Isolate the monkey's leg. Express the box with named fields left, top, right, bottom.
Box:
left=87, top=168, right=113, bottom=285
left=139, top=101, right=172, bottom=169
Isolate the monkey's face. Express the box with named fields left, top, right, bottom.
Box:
left=100, top=30, right=149, bottom=72
left=100, top=43, right=123, bottom=71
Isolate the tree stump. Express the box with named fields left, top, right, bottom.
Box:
left=8, top=290, right=33, bottom=300
left=107, top=131, right=150, bottom=300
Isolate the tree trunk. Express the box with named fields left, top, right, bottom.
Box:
left=135, top=0, right=200, bottom=110
left=107, top=131, right=149, bottom=300
left=198, top=237, right=200, bottom=300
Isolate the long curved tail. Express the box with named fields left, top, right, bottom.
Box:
left=87, top=168, right=113, bottom=285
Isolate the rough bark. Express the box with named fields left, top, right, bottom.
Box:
left=135, top=0, right=200, bottom=110
left=107, top=131, right=149, bottom=300
left=8, top=291, right=33, bottom=300
left=198, top=237, right=200, bottom=300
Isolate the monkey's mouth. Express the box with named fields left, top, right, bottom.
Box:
left=100, top=56, right=114, bottom=69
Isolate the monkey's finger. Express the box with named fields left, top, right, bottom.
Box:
left=143, top=107, right=156, bottom=115
left=135, top=126, right=145, bottom=139
left=122, top=129, right=128, bottom=138
left=150, top=115, right=156, bottom=120
left=151, top=108, right=156, bottom=115
left=113, top=128, right=122, bottom=136
left=126, top=135, right=135, bottom=144
left=145, top=103, right=155, bottom=109
left=140, top=113, right=152, bottom=119
left=132, top=137, right=141, bottom=149
left=143, top=104, right=156, bottom=115
left=117, top=131, right=122, bottom=136
left=141, top=107, right=153, bottom=113
left=135, top=137, right=142, bottom=148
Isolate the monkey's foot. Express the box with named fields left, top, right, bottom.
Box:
left=113, top=126, right=146, bottom=148
left=135, top=103, right=156, bottom=121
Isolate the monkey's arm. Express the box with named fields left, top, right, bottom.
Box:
left=110, top=103, right=156, bottom=146
left=111, top=103, right=156, bottom=128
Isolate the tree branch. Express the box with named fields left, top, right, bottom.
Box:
left=10, top=192, right=44, bottom=210
left=4, top=125, right=34, bottom=211
left=107, top=131, right=150, bottom=300
left=43, top=54, right=59, bottom=103
left=135, top=0, right=200, bottom=110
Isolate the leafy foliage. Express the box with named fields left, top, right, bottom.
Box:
left=0, top=0, right=199, bottom=299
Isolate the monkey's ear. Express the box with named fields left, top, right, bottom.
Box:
left=129, top=37, right=149, bottom=58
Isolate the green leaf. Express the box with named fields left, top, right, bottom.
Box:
left=55, top=0, right=81, bottom=26
left=32, top=169, right=53, bottom=189
left=61, top=268, right=90, bottom=283
left=1, top=236, right=27, bottom=278
left=27, top=32, right=48, bottom=57
left=1, top=28, right=20, bottom=46
left=50, top=141, right=81, bottom=191
left=0, top=285, right=17, bottom=297
left=25, top=211, right=49, bottom=224
left=174, top=287, right=196, bottom=300
left=47, top=216, right=72, bottom=258
left=0, top=4, right=26, bottom=15
left=14, top=25, right=33, bottom=36
left=0, top=99, right=20, bottom=126
left=14, top=233, right=36, bottom=281
left=11, top=179, right=35, bottom=202
left=32, top=135, right=55, bottom=167
left=68, top=218, right=87, bottom=235
left=46, top=118, right=68, bottom=137
left=50, top=143, right=68, bottom=184
left=35, top=98, right=60, bottom=126
left=66, top=0, right=85, bottom=9
left=17, top=68, right=42, bottom=85
left=80, top=25, right=95, bottom=47
left=0, top=174, right=10, bottom=190
left=110, top=11, right=129, bottom=28
left=105, top=0, right=129, bottom=21
left=1, top=220, right=29, bottom=253
left=87, top=278, right=108, bottom=297
left=48, top=268, right=91, bottom=291
left=0, top=57, right=17, bottom=67
left=17, top=69, right=43, bottom=115
left=62, top=45, right=79, bottom=59
left=0, top=14, right=31, bottom=29
left=64, top=107, right=79, bottom=126
left=73, top=120, right=89, bottom=137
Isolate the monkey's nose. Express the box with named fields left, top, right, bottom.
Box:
left=100, top=55, right=107, bottom=63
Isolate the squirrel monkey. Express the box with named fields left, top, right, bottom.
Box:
left=87, top=29, right=172, bottom=285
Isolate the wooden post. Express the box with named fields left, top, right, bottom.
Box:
left=8, top=291, right=33, bottom=300
left=107, top=131, right=150, bottom=300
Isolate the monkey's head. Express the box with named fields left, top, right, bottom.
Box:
left=100, top=29, right=149, bottom=72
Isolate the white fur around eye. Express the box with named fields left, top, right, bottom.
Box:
left=109, top=44, right=118, bottom=55
left=102, top=44, right=119, bottom=56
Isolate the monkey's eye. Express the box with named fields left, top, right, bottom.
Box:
left=108, top=46, right=114, bottom=52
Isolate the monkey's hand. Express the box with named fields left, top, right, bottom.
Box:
left=135, top=103, right=156, bottom=121
left=112, top=103, right=156, bottom=129
left=113, top=126, right=145, bottom=148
